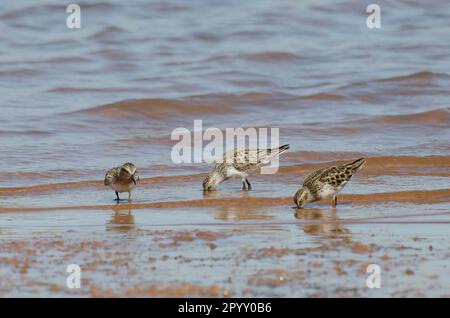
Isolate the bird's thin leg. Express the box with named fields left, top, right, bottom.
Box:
left=245, top=178, right=252, bottom=190
left=332, top=195, right=337, bottom=207
left=128, top=192, right=132, bottom=202
left=115, top=191, right=120, bottom=201
left=242, top=180, right=247, bottom=190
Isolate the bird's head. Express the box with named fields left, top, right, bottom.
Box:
left=202, top=170, right=224, bottom=191
left=122, top=163, right=139, bottom=185
left=294, top=186, right=312, bottom=209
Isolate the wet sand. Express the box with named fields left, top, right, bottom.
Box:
left=1, top=0, right=450, bottom=297
left=1, top=208, right=450, bottom=297
left=1, top=153, right=449, bottom=297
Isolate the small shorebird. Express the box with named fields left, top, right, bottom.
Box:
left=202, top=144, right=289, bottom=191
left=294, top=158, right=366, bottom=208
left=104, top=162, right=139, bottom=201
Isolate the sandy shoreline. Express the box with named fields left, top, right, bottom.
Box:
left=1, top=207, right=449, bottom=297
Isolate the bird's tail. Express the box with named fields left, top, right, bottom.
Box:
left=345, top=158, right=366, bottom=172
left=278, top=144, right=290, bottom=153
left=271, top=144, right=290, bottom=156
left=257, top=144, right=289, bottom=165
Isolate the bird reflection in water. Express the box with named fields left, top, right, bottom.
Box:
left=106, top=204, right=137, bottom=232
left=203, top=190, right=269, bottom=221
left=215, top=204, right=272, bottom=222
left=294, top=208, right=350, bottom=240
left=202, top=188, right=251, bottom=199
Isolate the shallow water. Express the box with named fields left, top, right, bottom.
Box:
left=0, top=0, right=449, bottom=297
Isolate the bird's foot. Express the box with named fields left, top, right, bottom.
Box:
left=331, top=195, right=337, bottom=208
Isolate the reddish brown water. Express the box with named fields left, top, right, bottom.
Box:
left=0, top=1, right=449, bottom=297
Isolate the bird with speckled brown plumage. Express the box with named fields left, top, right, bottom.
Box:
left=203, top=144, right=289, bottom=191
left=104, top=162, right=139, bottom=201
left=294, top=158, right=366, bottom=208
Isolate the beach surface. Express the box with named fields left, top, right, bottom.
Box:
left=0, top=0, right=449, bottom=297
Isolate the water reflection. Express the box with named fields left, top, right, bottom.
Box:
left=202, top=190, right=221, bottom=199
left=202, top=189, right=251, bottom=199
left=294, top=208, right=351, bottom=240
left=106, top=204, right=137, bottom=232
left=204, top=190, right=270, bottom=221
left=215, top=204, right=272, bottom=221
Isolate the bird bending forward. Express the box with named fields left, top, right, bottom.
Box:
left=203, top=144, right=289, bottom=191
left=104, top=162, right=139, bottom=201
left=294, top=158, right=366, bottom=208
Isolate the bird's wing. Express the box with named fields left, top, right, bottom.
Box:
left=230, top=148, right=262, bottom=172
left=216, top=148, right=251, bottom=170
left=317, top=165, right=356, bottom=188
left=302, top=158, right=366, bottom=190
left=220, top=147, right=288, bottom=172
left=318, top=159, right=366, bottom=188
left=303, top=167, right=329, bottom=187
left=104, top=167, right=119, bottom=186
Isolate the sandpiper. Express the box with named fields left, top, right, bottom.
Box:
left=202, top=144, right=289, bottom=191
left=104, top=162, right=139, bottom=201
left=294, top=158, right=366, bottom=208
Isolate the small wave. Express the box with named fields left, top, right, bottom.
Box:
left=283, top=151, right=366, bottom=162
left=192, top=32, right=221, bottom=42
left=44, top=57, right=91, bottom=64
left=88, top=26, right=127, bottom=40
left=89, top=48, right=133, bottom=60
left=281, top=154, right=450, bottom=177
left=298, top=93, right=346, bottom=101
left=363, top=155, right=450, bottom=167
left=78, top=98, right=232, bottom=119
left=377, top=71, right=449, bottom=83
left=46, top=87, right=137, bottom=94
left=74, top=92, right=286, bottom=119
left=0, top=130, right=50, bottom=136
left=1, top=155, right=448, bottom=197
left=375, top=107, right=450, bottom=125
left=240, top=52, right=302, bottom=62
left=1, top=189, right=449, bottom=213
left=0, top=180, right=102, bottom=196
left=0, top=69, right=44, bottom=77
left=0, top=173, right=202, bottom=196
